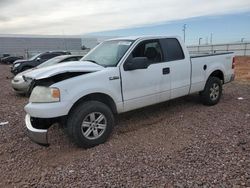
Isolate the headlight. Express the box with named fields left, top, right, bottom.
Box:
left=22, top=75, right=33, bottom=82
left=29, top=86, right=60, bottom=103
left=14, top=63, right=21, bottom=68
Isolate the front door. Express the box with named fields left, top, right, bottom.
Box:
left=120, top=39, right=171, bottom=112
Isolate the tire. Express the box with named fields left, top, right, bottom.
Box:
left=200, top=76, right=222, bottom=106
left=66, top=101, right=114, bottom=148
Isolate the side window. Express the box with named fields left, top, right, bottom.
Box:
left=62, top=57, right=78, bottom=62
left=75, top=56, right=82, bottom=61
left=40, top=53, right=58, bottom=60
left=131, top=40, right=163, bottom=64
left=160, top=38, right=185, bottom=62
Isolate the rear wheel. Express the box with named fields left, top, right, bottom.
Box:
left=200, top=77, right=222, bottom=106
left=66, top=101, right=114, bottom=148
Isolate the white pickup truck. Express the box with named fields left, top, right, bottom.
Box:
left=24, top=36, right=235, bottom=148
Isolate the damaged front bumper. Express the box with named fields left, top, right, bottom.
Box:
left=25, top=114, right=49, bottom=146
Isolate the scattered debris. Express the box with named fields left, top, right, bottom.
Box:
left=0, top=121, right=9, bottom=126
left=237, top=140, right=247, bottom=146
left=237, top=97, right=244, bottom=100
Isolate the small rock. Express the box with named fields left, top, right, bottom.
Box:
left=237, top=140, right=247, bottom=146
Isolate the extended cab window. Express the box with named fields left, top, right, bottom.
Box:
left=132, top=40, right=163, bottom=64
left=160, top=38, right=185, bottom=61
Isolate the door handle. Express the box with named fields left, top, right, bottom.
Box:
left=203, top=64, right=207, bottom=70
left=162, top=67, right=170, bottom=75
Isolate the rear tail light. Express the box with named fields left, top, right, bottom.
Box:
left=232, top=57, right=236, bottom=69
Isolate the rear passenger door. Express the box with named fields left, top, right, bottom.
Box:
left=159, top=38, right=191, bottom=99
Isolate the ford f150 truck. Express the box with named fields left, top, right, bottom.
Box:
left=24, top=36, right=235, bottom=148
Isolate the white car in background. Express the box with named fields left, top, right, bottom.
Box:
left=11, top=55, right=83, bottom=94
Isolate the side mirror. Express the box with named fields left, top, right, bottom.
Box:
left=124, top=57, right=149, bottom=71
left=36, top=57, right=41, bottom=62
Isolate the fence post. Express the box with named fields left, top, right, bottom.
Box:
left=244, top=43, right=247, bottom=56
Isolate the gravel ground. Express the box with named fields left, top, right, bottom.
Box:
left=0, top=63, right=249, bottom=187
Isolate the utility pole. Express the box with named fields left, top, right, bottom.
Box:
left=62, top=29, right=68, bottom=51
left=182, top=24, right=187, bottom=43
left=210, top=33, right=213, bottom=44
left=199, top=37, right=202, bottom=45
left=241, top=38, right=245, bottom=43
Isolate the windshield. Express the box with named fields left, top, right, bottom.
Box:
left=37, top=56, right=62, bottom=68
left=29, top=53, right=42, bottom=61
left=81, top=40, right=134, bottom=67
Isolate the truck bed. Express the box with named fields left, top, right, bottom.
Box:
left=189, top=52, right=234, bottom=94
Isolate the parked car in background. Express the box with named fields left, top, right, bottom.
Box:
left=0, top=54, right=10, bottom=63
left=1, top=56, right=23, bottom=64
left=11, top=55, right=83, bottom=94
left=11, top=51, right=71, bottom=75
left=1, top=54, right=10, bottom=58
left=24, top=36, right=235, bottom=148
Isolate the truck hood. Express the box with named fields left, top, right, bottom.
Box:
left=23, top=61, right=104, bottom=80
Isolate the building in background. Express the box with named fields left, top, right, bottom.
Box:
left=0, top=34, right=82, bottom=58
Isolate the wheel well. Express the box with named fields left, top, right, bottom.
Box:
left=209, top=70, right=224, bottom=83
left=69, top=93, right=117, bottom=114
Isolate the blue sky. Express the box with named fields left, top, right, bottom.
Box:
left=88, top=12, right=250, bottom=45
left=0, top=0, right=249, bottom=45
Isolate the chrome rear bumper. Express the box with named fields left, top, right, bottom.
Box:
left=25, top=114, right=49, bottom=146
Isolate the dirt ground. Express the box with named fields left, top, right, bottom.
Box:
left=235, top=56, right=250, bottom=81
left=0, top=57, right=249, bottom=187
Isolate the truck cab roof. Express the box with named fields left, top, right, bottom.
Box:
left=107, top=35, right=181, bottom=41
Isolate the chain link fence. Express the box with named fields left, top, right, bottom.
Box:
left=188, top=42, right=250, bottom=56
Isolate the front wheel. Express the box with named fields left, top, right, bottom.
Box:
left=66, top=101, right=114, bottom=148
left=200, top=77, right=222, bottom=106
